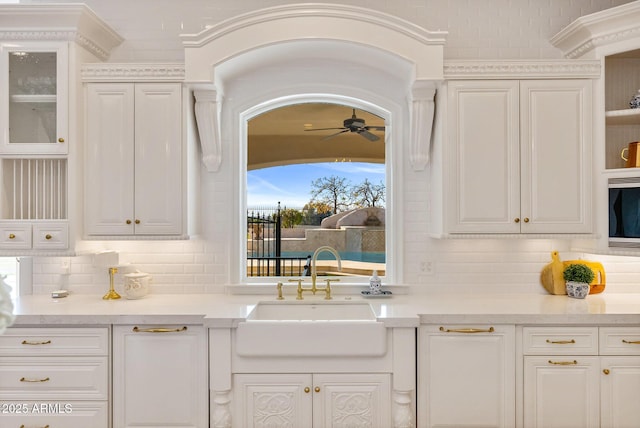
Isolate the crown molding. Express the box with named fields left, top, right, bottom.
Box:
left=550, top=1, right=640, bottom=58
left=81, top=63, right=185, bottom=82
left=0, top=5, right=123, bottom=61
left=443, top=60, right=601, bottom=79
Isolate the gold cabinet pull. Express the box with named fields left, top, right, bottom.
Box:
left=58, top=137, right=65, bottom=143
left=314, top=387, right=321, bottom=393
left=548, top=360, right=578, bottom=365
left=20, top=425, right=49, bottom=428
left=304, top=387, right=310, bottom=393
left=603, top=369, right=610, bottom=375
left=9, top=233, right=16, bottom=239
left=622, top=339, right=640, bottom=345
left=546, top=339, right=576, bottom=344
left=126, top=219, right=132, bottom=224
left=21, top=339, right=51, bottom=345
left=133, top=326, right=188, bottom=333
left=523, top=217, right=530, bottom=223
left=514, top=218, right=520, bottom=223
left=135, top=219, right=141, bottom=224
left=20, top=376, right=50, bottom=382
left=439, top=326, right=495, bottom=333
left=45, top=234, right=52, bottom=240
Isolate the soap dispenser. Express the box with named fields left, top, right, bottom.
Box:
left=369, top=270, right=382, bottom=295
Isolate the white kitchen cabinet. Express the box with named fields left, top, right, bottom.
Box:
left=0, top=327, right=109, bottom=428
left=418, top=324, right=515, bottom=428
left=234, top=372, right=391, bottom=428
left=0, top=42, right=68, bottom=155
left=113, top=325, right=208, bottom=428
left=85, top=82, right=183, bottom=237
left=444, top=79, right=592, bottom=234
left=522, top=326, right=640, bottom=428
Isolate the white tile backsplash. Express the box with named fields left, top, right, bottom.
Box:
left=24, top=0, right=640, bottom=294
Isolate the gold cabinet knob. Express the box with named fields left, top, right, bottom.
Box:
left=603, top=369, right=610, bottom=375
left=58, top=137, right=65, bottom=143
left=9, top=233, right=16, bottom=239
left=45, top=234, right=52, bottom=240
left=126, top=219, right=132, bottom=225
left=514, top=218, right=520, bottom=223
left=523, top=217, right=530, bottom=223
left=314, top=387, right=320, bottom=393
left=135, top=219, right=141, bottom=224
left=304, top=387, right=310, bottom=393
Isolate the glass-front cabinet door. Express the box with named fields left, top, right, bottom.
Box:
left=0, top=42, right=68, bottom=154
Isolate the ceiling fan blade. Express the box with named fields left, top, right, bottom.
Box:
left=358, top=130, right=380, bottom=141
left=304, top=127, right=346, bottom=132
left=321, top=129, right=350, bottom=141
left=365, top=126, right=386, bottom=131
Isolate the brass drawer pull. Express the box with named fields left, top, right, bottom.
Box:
left=58, top=137, right=65, bottom=143
left=20, top=376, right=50, bottom=382
left=21, top=340, right=52, bottom=345
left=21, top=425, right=49, bottom=428
left=439, top=326, right=495, bottom=333
left=546, top=339, right=576, bottom=344
left=603, top=369, right=610, bottom=375
left=548, top=360, right=578, bottom=365
left=622, top=339, right=640, bottom=345
left=45, top=234, right=52, bottom=240
left=315, top=387, right=321, bottom=393
left=9, top=233, right=16, bottom=239
left=304, top=387, right=310, bottom=393
left=133, top=326, right=188, bottom=333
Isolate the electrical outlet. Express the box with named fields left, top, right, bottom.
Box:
left=420, top=260, right=433, bottom=275
left=61, top=258, right=71, bottom=275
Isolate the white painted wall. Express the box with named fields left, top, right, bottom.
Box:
left=25, top=0, right=640, bottom=295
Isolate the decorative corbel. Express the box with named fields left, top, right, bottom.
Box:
left=410, top=81, right=437, bottom=171
left=193, top=89, right=222, bottom=172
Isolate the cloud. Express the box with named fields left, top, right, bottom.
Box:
left=311, top=162, right=385, bottom=176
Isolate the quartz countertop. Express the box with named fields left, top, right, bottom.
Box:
left=9, top=292, right=640, bottom=327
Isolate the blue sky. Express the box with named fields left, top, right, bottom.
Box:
left=247, top=162, right=385, bottom=208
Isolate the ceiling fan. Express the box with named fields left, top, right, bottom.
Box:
left=304, top=108, right=385, bottom=141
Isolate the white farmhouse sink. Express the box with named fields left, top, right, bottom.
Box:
left=235, top=301, right=387, bottom=357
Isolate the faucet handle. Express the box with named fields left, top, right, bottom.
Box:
left=288, top=278, right=304, bottom=300
left=276, top=282, right=284, bottom=300
left=322, top=278, right=339, bottom=300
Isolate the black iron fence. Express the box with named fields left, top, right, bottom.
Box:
left=247, top=203, right=311, bottom=277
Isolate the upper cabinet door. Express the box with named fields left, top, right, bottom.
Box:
left=520, top=80, right=593, bottom=234
left=447, top=80, right=520, bottom=233
left=133, top=83, right=182, bottom=235
left=85, top=83, right=135, bottom=236
left=0, top=42, right=68, bottom=155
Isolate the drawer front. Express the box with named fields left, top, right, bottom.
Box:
left=0, top=223, right=31, bottom=250
left=0, top=356, right=108, bottom=400
left=522, top=327, right=598, bottom=355
left=0, top=401, right=107, bottom=428
left=600, top=327, right=640, bottom=355
left=0, top=327, right=108, bottom=356
left=32, top=221, right=69, bottom=249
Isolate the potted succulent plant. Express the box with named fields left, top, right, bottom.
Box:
left=563, top=263, right=595, bottom=299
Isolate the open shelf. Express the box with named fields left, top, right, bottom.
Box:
left=606, top=108, right=640, bottom=126
left=10, top=94, right=56, bottom=104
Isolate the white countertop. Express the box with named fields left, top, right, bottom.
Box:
left=9, top=292, right=640, bottom=327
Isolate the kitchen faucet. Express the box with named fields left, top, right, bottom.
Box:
left=290, top=246, right=342, bottom=300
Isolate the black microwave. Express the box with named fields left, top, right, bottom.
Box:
left=609, top=177, right=640, bottom=248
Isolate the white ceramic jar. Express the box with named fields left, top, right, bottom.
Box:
left=123, top=272, right=152, bottom=299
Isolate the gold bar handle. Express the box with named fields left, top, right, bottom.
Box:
left=622, top=339, right=640, bottom=345
left=20, top=425, right=49, bottom=428
left=439, top=326, right=495, bottom=333
left=133, top=326, right=188, bottom=333
left=546, top=339, right=576, bottom=344
left=20, top=376, right=50, bottom=382
left=548, top=360, right=578, bottom=365
left=21, top=340, right=51, bottom=345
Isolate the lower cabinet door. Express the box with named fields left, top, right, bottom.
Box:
left=113, top=325, right=208, bottom=428
left=234, top=373, right=391, bottom=428
left=419, top=325, right=515, bottom=428
left=600, top=356, right=640, bottom=428
left=312, top=373, right=391, bottom=428
left=523, top=356, right=600, bottom=428
left=0, top=401, right=108, bottom=428
left=234, top=373, right=313, bottom=428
